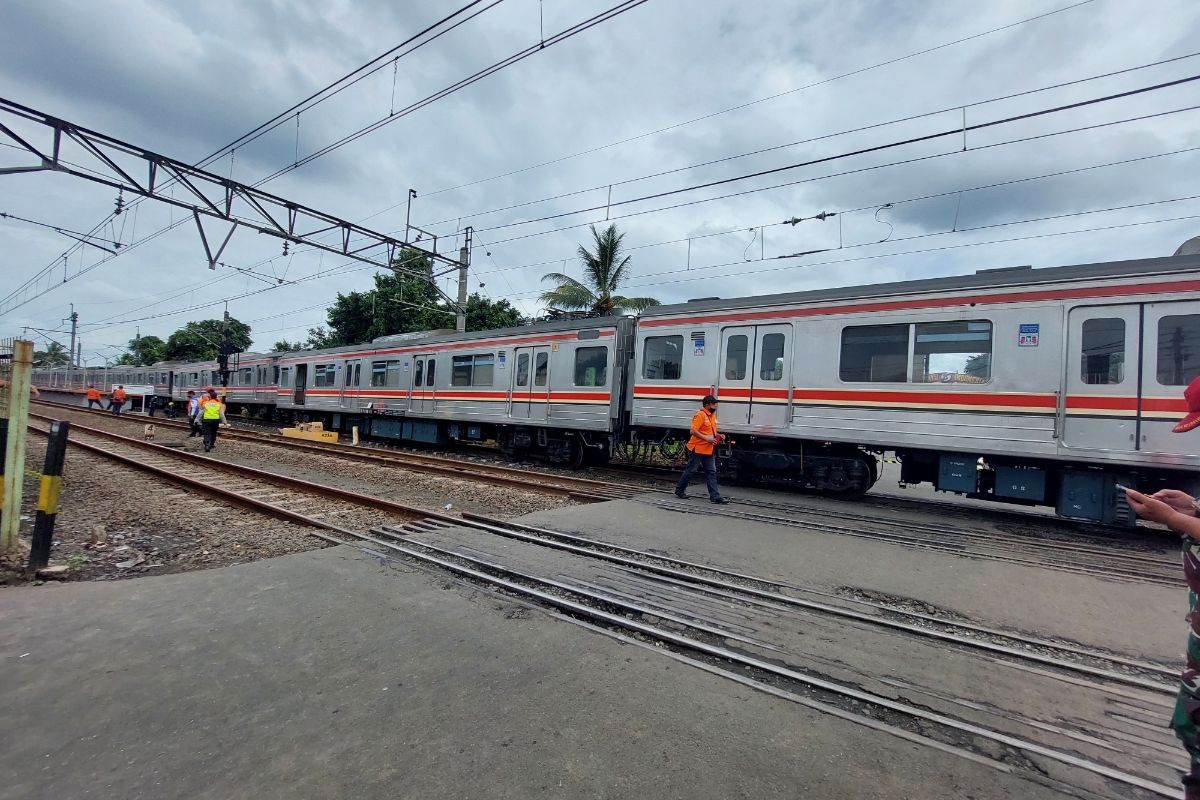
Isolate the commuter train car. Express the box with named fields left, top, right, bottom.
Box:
left=632, top=254, right=1200, bottom=524
left=273, top=317, right=636, bottom=466
left=28, top=252, right=1200, bottom=523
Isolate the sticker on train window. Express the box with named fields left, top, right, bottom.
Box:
left=1018, top=324, right=1039, bottom=347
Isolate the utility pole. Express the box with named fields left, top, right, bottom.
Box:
left=65, top=304, right=78, bottom=368
left=456, top=227, right=473, bottom=333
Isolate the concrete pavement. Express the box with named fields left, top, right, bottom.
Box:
left=2, top=545, right=1071, bottom=800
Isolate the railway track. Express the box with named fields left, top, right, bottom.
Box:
left=26, top=407, right=1185, bottom=795
left=32, top=400, right=1182, bottom=585
left=26, top=416, right=473, bottom=537
left=652, top=494, right=1183, bottom=586
left=29, top=401, right=637, bottom=502
left=363, top=514, right=1181, bottom=799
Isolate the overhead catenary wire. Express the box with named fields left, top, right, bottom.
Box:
left=79, top=196, right=1200, bottom=334
left=474, top=100, right=1200, bottom=251
left=494, top=198, right=1200, bottom=301
left=471, top=143, right=1200, bottom=279
left=0, top=0, right=506, bottom=316
left=466, top=74, right=1200, bottom=238
left=420, top=0, right=1099, bottom=198
left=417, top=50, right=1200, bottom=230
left=1, top=0, right=648, bottom=325
left=253, top=0, right=652, bottom=185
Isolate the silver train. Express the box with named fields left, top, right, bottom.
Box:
left=34, top=253, right=1200, bottom=524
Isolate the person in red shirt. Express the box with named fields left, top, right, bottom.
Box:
left=674, top=394, right=729, bottom=504
left=1124, top=375, right=1200, bottom=800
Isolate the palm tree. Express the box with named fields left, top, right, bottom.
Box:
left=540, top=224, right=659, bottom=315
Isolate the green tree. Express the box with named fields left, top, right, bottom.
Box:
left=271, top=339, right=305, bottom=353
left=303, top=327, right=340, bottom=349
left=540, top=223, right=659, bottom=316
left=165, top=318, right=252, bottom=360
left=33, top=341, right=71, bottom=367
left=115, top=335, right=167, bottom=366
left=323, top=247, right=523, bottom=345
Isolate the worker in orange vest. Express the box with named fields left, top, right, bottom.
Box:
left=674, top=394, right=730, bottom=504
left=86, top=385, right=102, bottom=409
left=110, top=385, right=127, bottom=416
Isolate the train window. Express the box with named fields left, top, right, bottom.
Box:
left=426, top=359, right=436, bottom=387
left=912, top=321, right=991, bottom=384
left=535, top=353, right=549, bottom=387
left=724, top=335, right=748, bottom=380
left=313, top=364, right=338, bottom=387
left=280, top=367, right=291, bottom=387
left=840, top=325, right=908, bottom=382
left=574, top=346, right=608, bottom=387
left=473, top=354, right=494, bottom=386
left=273, top=366, right=280, bottom=384
left=759, top=334, right=785, bottom=381
left=1081, top=318, right=1125, bottom=384
left=452, top=354, right=494, bottom=386
left=452, top=355, right=473, bottom=386
left=516, top=353, right=530, bottom=387
left=642, top=336, right=683, bottom=380
left=349, top=363, right=361, bottom=387
left=240, top=368, right=252, bottom=385
left=371, top=361, right=388, bottom=387
left=385, top=360, right=402, bottom=387
left=413, top=360, right=424, bottom=387
left=1157, top=314, right=1200, bottom=385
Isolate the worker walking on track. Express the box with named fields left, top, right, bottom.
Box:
left=675, top=394, right=729, bottom=504
left=186, top=390, right=200, bottom=437
left=1122, top=376, right=1200, bottom=800
left=199, top=387, right=225, bottom=452
left=109, top=385, right=127, bottom=416
left=85, top=385, right=102, bottom=409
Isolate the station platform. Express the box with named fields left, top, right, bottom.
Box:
left=3, top=542, right=1073, bottom=800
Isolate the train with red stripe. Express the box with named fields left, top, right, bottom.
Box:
left=33, top=253, right=1200, bottom=524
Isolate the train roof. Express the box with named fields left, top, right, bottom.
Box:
left=641, top=253, right=1200, bottom=318
left=279, top=316, right=632, bottom=359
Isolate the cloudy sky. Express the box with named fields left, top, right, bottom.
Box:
left=2, top=0, right=1199, bottom=361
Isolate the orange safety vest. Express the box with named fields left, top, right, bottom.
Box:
left=112, top=388, right=127, bottom=402
left=86, top=388, right=100, bottom=401
left=686, top=408, right=719, bottom=456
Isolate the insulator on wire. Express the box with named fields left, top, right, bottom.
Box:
left=113, top=189, right=125, bottom=216
left=282, top=240, right=289, bottom=256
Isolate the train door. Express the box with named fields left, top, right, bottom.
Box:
left=717, top=325, right=792, bottom=428
left=294, top=364, right=307, bottom=405
left=510, top=346, right=549, bottom=421
left=1139, top=302, right=1200, bottom=456
left=1062, top=305, right=1140, bottom=453
left=410, top=354, right=435, bottom=415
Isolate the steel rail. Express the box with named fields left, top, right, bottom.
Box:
left=362, top=528, right=1179, bottom=799
left=30, top=400, right=633, bottom=499
left=27, top=416, right=477, bottom=522
left=642, top=496, right=1179, bottom=585
left=431, top=513, right=1177, bottom=688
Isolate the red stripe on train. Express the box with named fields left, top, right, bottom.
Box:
left=641, top=279, right=1200, bottom=328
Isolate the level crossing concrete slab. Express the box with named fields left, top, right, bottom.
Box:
left=513, top=491, right=1186, bottom=663
left=1, top=545, right=1072, bottom=800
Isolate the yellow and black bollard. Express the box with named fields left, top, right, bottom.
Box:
left=27, top=420, right=69, bottom=573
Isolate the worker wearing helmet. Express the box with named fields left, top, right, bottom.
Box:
left=199, top=387, right=226, bottom=452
